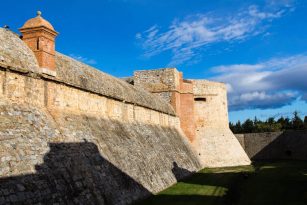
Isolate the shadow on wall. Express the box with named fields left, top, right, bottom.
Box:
left=0, top=142, right=152, bottom=205
left=245, top=130, right=307, bottom=160
left=172, top=162, right=194, bottom=181
left=0, top=142, right=196, bottom=205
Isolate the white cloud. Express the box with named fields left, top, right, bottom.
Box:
left=137, top=3, right=294, bottom=66
left=69, top=54, right=97, bottom=65
left=211, top=54, right=307, bottom=110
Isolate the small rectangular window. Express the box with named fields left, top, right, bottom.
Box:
left=195, top=97, right=206, bottom=102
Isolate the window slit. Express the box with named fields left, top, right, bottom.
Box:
left=37, top=38, right=40, bottom=50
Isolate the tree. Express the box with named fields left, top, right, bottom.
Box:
left=253, top=116, right=260, bottom=124
left=231, top=111, right=305, bottom=133
left=229, top=122, right=235, bottom=132
left=277, top=116, right=291, bottom=130
left=242, top=119, right=254, bottom=133
left=233, top=121, right=243, bottom=134
left=292, top=111, right=304, bottom=130
left=267, top=117, right=275, bottom=125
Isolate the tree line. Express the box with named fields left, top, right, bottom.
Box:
left=230, top=111, right=307, bottom=134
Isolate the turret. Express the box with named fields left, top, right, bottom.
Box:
left=19, top=11, right=58, bottom=76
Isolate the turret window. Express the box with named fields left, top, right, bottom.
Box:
left=37, top=38, right=40, bottom=50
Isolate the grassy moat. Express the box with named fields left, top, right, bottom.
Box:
left=136, top=161, right=307, bottom=205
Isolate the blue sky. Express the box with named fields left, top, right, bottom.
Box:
left=1, top=0, right=306, bottom=122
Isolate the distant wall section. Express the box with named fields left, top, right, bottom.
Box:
left=235, top=131, right=307, bottom=160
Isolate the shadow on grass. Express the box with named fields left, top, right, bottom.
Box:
left=135, top=161, right=307, bottom=205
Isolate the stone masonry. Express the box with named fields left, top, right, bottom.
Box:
left=0, top=12, right=250, bottom=204
left=134, top=69, right=251, bottom=167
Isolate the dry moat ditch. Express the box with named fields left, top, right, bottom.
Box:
left=136, top=160, right=307, bottom=205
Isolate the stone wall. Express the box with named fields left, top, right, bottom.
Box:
left=0, top=68, right=201, bottom=204
left=0, top=27, right=175, bottom=117
left=192, top=80, right=229, bottom=129
left=0, top=29, right=39, bottom=72
left=192, top=80, right=251, bottom=167
left=134, top=69, right=251, bottom=168
left=55, top=54, right=175, bottom=116
left=235, top=131, right=307, bottom=160
left=134, top=68, right=196, bottom=142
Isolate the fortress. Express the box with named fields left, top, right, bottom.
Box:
left=0, top=12, right=250, bottom=204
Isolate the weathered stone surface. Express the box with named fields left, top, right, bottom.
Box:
left=192, top=80, right=251, bottom=167
left=55, top=53, right=175, bottom=115
left=134, top=68, right=196, bottom=142
left=0, top=71, right=4, bottom=96
left=0, top=28, right=175, bottom=115
left=194, top=128, right=250, bottom=167
left=134, top=68, right=180, bottom=94
left=0, top=15, right=252, bottom=204
left=133, top=69, right=251, bottom=168
left=235, top=131, right=307, bottom=160
left=0, top=29, right=39, bottom=72
left=0, top=67, right=200, bottom=204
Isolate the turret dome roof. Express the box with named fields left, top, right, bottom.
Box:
left=20, top=11, right=55, bottom=31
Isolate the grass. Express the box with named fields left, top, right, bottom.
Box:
left=135, top=161, right=307, bottom=205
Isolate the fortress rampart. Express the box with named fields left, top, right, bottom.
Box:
left=134, top=69, right=250, bottom=167
left=0, top=28, right=201, bottom=204
left=235, top=130, right=307, bottom=160
left=0, top=12, right=250, bottom=204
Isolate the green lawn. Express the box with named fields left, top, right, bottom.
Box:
left=135, top=161, right=307, bottom=205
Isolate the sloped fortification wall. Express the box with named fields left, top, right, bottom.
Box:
left=0, top=29, right=201, bottom=204
left=235, top=131, right=307, bottom=160
left=192, top=80, right=250, bottom=167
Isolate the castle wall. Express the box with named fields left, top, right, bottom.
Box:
left=0, top=69, right=201, bottom=204
left=191, top=80, right=251, bottom=167
left=192, top=80, right=229, bottom=129
left=134, top=69, right=196, bottom=142
left=178, top=78, right=195, bottom=142
left=134, top=70, right=250, bottom=168
left=134, top=68, right=179, bottom=103
left=0, top=71, right=4, bottom=95
left=235, top=131, right=307, bottom=160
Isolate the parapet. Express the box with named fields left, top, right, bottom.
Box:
left=191, top=80, right=227, bottom=96
left=134, top=68, right=180, bottom=92
left=55, top=53, right=175, bottom=115
left=0, top=28, right=175, bottom=116
left=0, top=28, right=39, bottom=72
